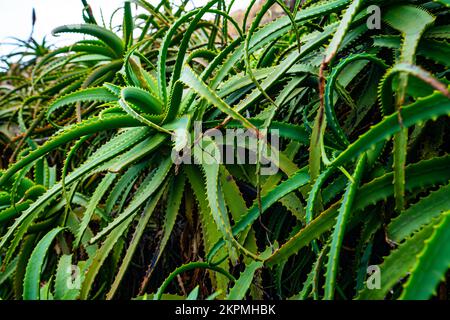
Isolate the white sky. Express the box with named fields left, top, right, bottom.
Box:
left=0, top=0, right=250, bottom=58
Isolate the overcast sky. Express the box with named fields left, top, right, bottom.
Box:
left=0, top=0, right=250, bottom=58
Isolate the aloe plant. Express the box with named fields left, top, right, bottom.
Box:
left=0, top=0, right=449, bottom=301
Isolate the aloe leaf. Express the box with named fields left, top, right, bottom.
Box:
left=324, top=154, right=366, bottom=299
left=388, top=183, right=450, bottom=243
left=89, top=156, right=172, bottom=243
left=52, top=24, right=124, bottom=57
left=356, top=216, right=442, bottom=300
left=23, top=227, right=65, bottom=300
left=106, top=183, right=167, bottom=299
left=227, top=260, right=264, bottom=300
left=400, top=211, right=450, bottom=300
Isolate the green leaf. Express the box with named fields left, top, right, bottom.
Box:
left=388, top=183, right=450, bottom=243
left=52, top=24, right=124, bottom=57
left=23, top=227, right=65, bottom=300
left=400, top=211, right=450, bottom=300
left=227, top=260, right=264, bottom=300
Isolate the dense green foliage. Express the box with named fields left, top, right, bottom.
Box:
left=0, top=0, right=449, bottom=300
